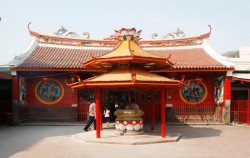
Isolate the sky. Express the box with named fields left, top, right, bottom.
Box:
left=0, top=0, right=250, bottom=65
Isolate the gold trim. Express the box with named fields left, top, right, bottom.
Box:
left=35, top=79, right=65, bottom=105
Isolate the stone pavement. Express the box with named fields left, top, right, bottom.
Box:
left=76, top=128, right=182, bottom=145
left=0, top=124, right=250, bottom=158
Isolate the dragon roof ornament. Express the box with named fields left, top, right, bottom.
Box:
left=139, top=25, right=212, bottom=47
left=27, top=22, right=117, bottom=47
left=27, top=23, right=212, bottom=48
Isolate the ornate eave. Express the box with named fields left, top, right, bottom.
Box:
left=67, top=67, right=180, bottom=89
left=82, top=56, right=172, bottom=70
left=151, top=67, right=235, bottom=72
left=10, top=67, right=106, bottom=72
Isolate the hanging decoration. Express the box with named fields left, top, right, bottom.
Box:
left=214, top=76, right=224, bottom=106
left=19, top=77, right=27, bottom=106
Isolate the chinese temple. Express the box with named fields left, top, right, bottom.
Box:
left=8, top=24, right=235, bottom=138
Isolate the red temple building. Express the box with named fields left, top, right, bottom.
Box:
left=5, top=24, right=237, bottom=137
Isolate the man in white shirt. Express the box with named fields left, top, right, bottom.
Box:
left=83, top=100, right=96, bottom=132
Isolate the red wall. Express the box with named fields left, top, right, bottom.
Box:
left=224, top=76, right=231, bottom=100
left=166, top=72, right=226, bottom=106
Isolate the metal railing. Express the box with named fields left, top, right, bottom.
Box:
left=166, top=101, right=223, bottom=124
left=231, top=100, right=250, bottom=125
left=18, top=106, right=81, bottom=124
left=16, top=101, right=224, bottom=125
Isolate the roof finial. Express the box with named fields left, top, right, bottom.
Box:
left=115, top=28, right=142, bottom=41
left=200, top=25, right=212, bottom=38
left=28, top=22, right=32, bottom=32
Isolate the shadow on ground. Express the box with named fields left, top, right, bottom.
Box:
left=0, top=125, right=83, bottom=158
left=0, top=124, right=222, bottom=157
left=142, top=123, right=222, bottom=140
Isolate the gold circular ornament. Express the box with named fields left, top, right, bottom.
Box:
left=179, top=80, right=207, bottom=105
left=35, top=79, right=64, bottom=105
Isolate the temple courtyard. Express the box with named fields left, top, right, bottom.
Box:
left=0, top=124, right=250, bottom=158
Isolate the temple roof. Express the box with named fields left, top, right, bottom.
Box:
left=69, top=67, right=179, bottom=88
left=149, top=47, right=230, bottom=71
left=86, top=68, right=178, bottom=82
left=10, top=25, right=234, bottom=72
left=10, top=41, right=110, bottom=71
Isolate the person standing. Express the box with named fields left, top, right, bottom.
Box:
left=125, top=99, right=139, bottom=110
left=131, top=99, right=139, bottom=110
left=115, top=101, right=119, bottom=109
left=83, top=100, right=96, bottom=132
left=103, top=107, right=110, bottom=127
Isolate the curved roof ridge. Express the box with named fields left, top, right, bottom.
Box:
left=28, top=23, right=118, bottom=47
left=9, top=38, right=38, bottom=67
left=39, top=42, right=113, bottom=50
left=202, top=40, right=234, bottom=68
left=138, top=25, right=211, bottom=48
left=140, top=25, right=211, bottom=43
left=143, top=44, right=204, bottom=50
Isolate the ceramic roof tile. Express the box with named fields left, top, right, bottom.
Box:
left=147, top=48, right=227, bottom=69
left=16, top=45, right=229, bottom=70
left=17, top=46, right=109, bottom=69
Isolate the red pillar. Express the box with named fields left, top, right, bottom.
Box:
left=150, top=89, right=155, bottom=130
left=11, top=76, right=19, bottom=125
left=248, top=88, right=250, bottom=125
left=224, top=77, right=231, bottom=102
left=160, top=88, right=166, bottom=138
left=12, top=76, right=19, bottom=101
left=224, top=76, right=232, bottom=124
left=96, top=87, right=101, bottom=138
left=100, top=103, right=103, bottom=131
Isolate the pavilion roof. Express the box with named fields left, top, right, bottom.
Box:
left=81, top=28, right=172, bottom=70
left=68, top=67, right=180, bottom=88
left=98, top=40, right=161, bottom=59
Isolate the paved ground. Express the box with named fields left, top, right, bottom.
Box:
left=76, top=128, right=182, bottom=145
left=0, top=124, right=250, bottom=158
